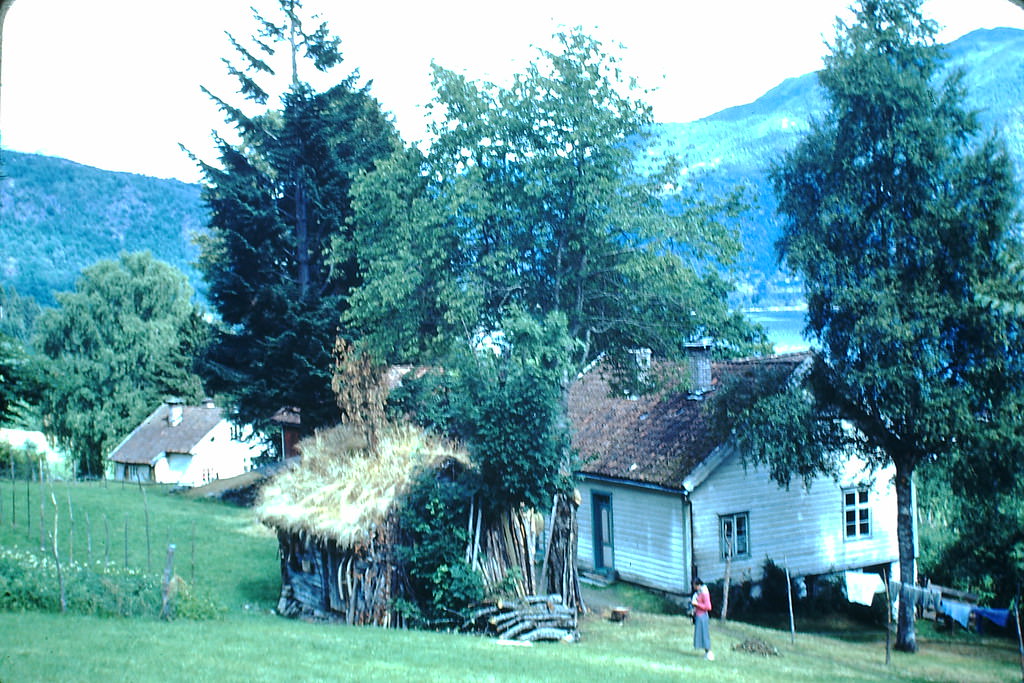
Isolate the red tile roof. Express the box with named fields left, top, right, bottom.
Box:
left=569, top=353, right=810, bottom=490
left=109, top=403, right=224, bottom=465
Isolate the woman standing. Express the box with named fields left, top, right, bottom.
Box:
left=691, top=578, right=714, bottom=660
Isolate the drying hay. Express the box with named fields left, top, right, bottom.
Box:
left=256, top=423, right=470, bottom=547
left=256, top=423, right=471, bottom=625
left=256, top=421, right=581, bottom=632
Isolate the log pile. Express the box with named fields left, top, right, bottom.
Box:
left=467, top=594, right=579, bottom=642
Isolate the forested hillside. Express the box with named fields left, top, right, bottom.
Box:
left=656, top=27, right=1024, bottom=305
left=0, top=151, right=206, bottom=306
left=2, top=27, right=1021, bottom=310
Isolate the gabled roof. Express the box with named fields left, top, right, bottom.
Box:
left=109, top=403, right=224, bottom=465
left=569, top=353, right=810, bottom=491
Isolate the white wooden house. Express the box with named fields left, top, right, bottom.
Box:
left=109, top=399, right=262, bottom=486
left=569, top=352, right=900, bottom=596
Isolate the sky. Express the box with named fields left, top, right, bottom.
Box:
left=3, top=0, right=1024, bottom=184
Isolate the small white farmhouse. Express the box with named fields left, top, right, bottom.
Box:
left=569, top=351, right=900, bottom=596
left=109, top=399, right=262, bottom=486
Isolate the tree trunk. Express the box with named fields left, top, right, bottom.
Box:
left=894, top=458, right=918, bottom=653
left=294, top=178, right=310, bottom=297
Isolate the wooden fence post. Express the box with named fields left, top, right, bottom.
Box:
left=25, top=465, right=30, bottom=539
left=50, top=490, right=66, bottom=612
left=141, top=484, right=152, bottom=572
left=160, top=544, right=177, bottom=620
left=10, top=458, right=15, bottom=528
left=38, top=459, right=46, bottom=552
left=66, top=487, right=75, bottom=564
left=85, top=509, right=93, bottom=566
left=104, top=513, right=111, bottom=567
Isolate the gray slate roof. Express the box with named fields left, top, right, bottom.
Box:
left=109, top=403, right=224, bottom=465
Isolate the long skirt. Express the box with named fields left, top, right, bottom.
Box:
left=693, top=612, right=711, bottom=650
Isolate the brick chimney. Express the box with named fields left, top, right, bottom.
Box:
left=167, top=398, right=184, bottom=427
left=685, top=338, right=713, bottom=396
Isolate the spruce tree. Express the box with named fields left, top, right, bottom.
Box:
left=196, top=0, right=399, bottom=434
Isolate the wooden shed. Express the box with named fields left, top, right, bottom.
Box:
left=256, top=424, right=470, bottom=626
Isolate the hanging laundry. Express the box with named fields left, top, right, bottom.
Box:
left=939, top=599, right=973, bottom=629
left=972, top=606, right=1011, bottom=629
left=844, top=571, right=884, bottom=606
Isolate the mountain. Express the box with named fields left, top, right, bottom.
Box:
left=0, top=151, right=206, bottom=307
left=2, top=28, right=1022, bottom=310
left=653, top=27, right=1024, bottom=306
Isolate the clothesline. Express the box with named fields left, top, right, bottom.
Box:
left=843, top=572, right=1016, bottom=632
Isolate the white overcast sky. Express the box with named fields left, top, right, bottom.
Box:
left=3, top=0, right=1024, bottom=184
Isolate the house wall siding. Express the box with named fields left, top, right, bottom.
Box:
left=689, top=449, right=899, bottom=585
left=183, top=422, right=260, bottom=487
left=577, top=480, right=690, bottom=594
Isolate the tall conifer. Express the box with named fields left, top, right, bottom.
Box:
left=196, top=0, right=399, bottom=433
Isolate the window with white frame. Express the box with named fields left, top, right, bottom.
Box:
left=843, top=487, right=871, bottom=538
left=720, top=512, right=749, bottom=559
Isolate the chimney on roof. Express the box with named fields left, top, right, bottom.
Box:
left=167, top=398, right=184, bottom=427
left=685, top=338, right=713, bottom=396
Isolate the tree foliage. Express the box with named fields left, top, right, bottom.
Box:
left=769, top=0, right=1024, bottom=651
left=389, top=310, right=576, bottom=516
left=34, top=252, right=208, bottom=477
left=195, top=0, right=400, bottom=433
left=0, top=332, right=40, bottom=427
left=344, top=29, right=765, bottom=376
left=348, top=29, right=765, bottom=543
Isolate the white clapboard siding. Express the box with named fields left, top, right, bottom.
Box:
left=577, top=480, right=690, bottom=594
left=689, top=448, right=899, bottom=584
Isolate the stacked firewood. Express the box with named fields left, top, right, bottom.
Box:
left=467, top=503, right=538, bottom=597
left=467, top=594, right=579, bottom=642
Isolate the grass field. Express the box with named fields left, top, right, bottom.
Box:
left=0, top=481, right=1020, bottom=682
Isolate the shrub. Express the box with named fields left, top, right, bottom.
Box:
left=394, top=468, right=484, bottom=628
left=0, top=547, right=224, bottom=619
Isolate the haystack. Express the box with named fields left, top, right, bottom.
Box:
left=256, top=423, right=470, bottom=626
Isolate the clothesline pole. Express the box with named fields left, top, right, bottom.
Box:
left=1013, top=588, right=1022, bottom=683
left=883, top=568, right=892, bottom=666
left=785, top=557, right=795, bottom=645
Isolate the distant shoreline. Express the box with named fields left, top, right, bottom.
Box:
left=743, top=304, right=808, bottom=314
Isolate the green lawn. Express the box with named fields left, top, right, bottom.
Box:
left=0, top=481, right=1019, bottom=682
